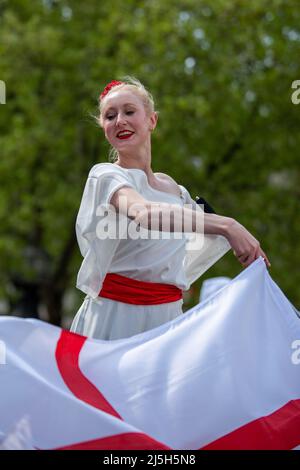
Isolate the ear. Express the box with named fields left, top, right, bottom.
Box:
left=150, top=111, right=158, bottom=130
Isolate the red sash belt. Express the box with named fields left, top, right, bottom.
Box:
left=99, top=273, right=183, bottom=305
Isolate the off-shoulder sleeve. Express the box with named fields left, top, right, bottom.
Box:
left=178, top=184, right=231, bottom=287
left=75, top=164, right=136, bottom=298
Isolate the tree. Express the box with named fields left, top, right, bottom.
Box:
left=0, top=0, right=299, bottom=325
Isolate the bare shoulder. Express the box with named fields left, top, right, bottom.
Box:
left=154, top=172, right=176, bottom=183
left=154, top=172, right=182, bottom=197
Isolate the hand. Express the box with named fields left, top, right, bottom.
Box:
left=225, top=218, right=271, bottom=269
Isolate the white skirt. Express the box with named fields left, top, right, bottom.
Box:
left=70, top=295, right=184, bottom=341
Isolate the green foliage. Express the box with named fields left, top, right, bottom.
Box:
left=0, top=0, right=299, bottom=321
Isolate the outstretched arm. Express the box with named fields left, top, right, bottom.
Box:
left=110, top=186, right=271, bottom=270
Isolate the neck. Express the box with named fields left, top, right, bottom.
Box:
left=114, top=142, right=153, bottom=178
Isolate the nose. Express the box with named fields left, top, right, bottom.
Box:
left=116, top=112, right=127, bottom=127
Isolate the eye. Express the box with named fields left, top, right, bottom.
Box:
left=105, top=111, right=134, bottom=121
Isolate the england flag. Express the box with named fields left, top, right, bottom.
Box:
left=0, top=257, right=299, bottom=450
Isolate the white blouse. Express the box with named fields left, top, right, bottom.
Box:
left=70, top=163, right=231, bottom=340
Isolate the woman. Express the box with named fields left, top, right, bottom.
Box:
left=70, top=76, right=271, bottom=341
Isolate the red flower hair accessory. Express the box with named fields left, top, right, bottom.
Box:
left=99, top=80, right=124, bottom=100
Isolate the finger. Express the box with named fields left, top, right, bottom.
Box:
left=239, top=255, right=251, bottom=268
left=238, top=252, right=251, bottom=263
left=253, top=245, right=262, bottom=262
left=235, top=251, right=256, bottom=268
left=258, top=248, right=271, bottom=268
left=245, top=251, right=256, bottom=266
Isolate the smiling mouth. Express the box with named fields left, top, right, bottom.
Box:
left=117, top=133, right=134, bottom=140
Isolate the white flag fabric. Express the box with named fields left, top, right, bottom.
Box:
left=0, top=257, right=300, bottom=450
left=199, top=276, right=232, bottom=302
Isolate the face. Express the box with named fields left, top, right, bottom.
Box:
left=101, top=90, right=157, bottom=150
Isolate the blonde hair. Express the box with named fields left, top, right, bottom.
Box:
left=96, top=75, right=159, bottom=162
